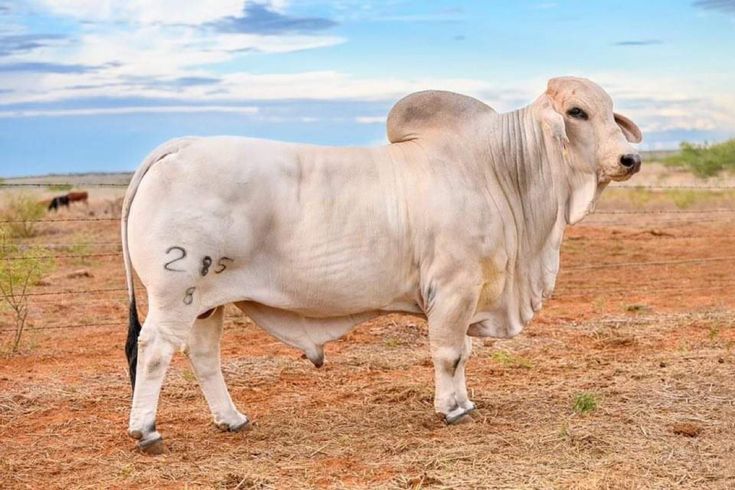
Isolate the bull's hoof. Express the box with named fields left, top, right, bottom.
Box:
left=216, top=418, right=251, bottom=433
left=444, top=405, right=476, bottom=425
left=137, top=436, right=165, bottom=455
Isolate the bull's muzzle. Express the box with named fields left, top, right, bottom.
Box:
left=620, top=153, right=642, bottom=174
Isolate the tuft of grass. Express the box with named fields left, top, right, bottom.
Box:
left=604, top=188, right=735, bottom=210
left=491, top=350, right=532, bottom=369
left=664, top=139, right=735, bottom=177
left=593, top=297, right=608, bottom=313
left=626, top=304, right=651, bottom=314
left=1, top=193, right=45, bottom=238
left=573, top=392, right=598, bottom=414
left=558, top=422, right=570, bottom=439
left=625, top=188, right=655, bottom=207
left=0, top=233, right=54, bottom=353
left=383, top=336, right=402, bottom=348
left=667, top=190, right=699, bottom=209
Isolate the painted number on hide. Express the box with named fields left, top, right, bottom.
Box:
left=183, top=287, right=196, bottom=305
left=163, top=246, right=186, bottom=272
left=201, top=256, right=212, bottom=276
left=215, top=257, right=233, bottom=274
left=164, top=247, right=232, bottom=276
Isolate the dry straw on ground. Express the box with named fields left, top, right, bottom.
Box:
left=1, top=167, right=734, bottom=489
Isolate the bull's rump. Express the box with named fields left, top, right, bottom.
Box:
left=127, top=136, right=421, bottom=317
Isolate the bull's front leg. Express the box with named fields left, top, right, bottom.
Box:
left=426, top=284, right=479, bottom=425
left=451, top=336, right=474, bottom=412
left=186, top=306, right=249, bottom=432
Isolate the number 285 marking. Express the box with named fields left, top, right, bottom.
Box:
left=164, top=246, right=233, bottom=274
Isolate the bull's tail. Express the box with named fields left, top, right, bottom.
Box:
left=121, top=137, right=196, bottom=390
left=125, top=295, right=143, bottom=389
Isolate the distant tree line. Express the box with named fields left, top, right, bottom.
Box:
left=665, top=139, right=735, bottom=177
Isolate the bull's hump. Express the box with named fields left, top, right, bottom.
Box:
left=386, top=90, right=496, bottom=143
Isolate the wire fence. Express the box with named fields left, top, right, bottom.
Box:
left=4, top=210, right=735, bottom=225
left=0, top=217, right=120, bottom=224
left=3, top=182, right=735, bottom=190
left=2, top=252, right=121, bottom=261
left=1, top=182, right=734, bottom=334
left=0, top=182, right=129, bottom=188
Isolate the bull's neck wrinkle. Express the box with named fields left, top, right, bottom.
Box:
left=481, top=106, right=570, bottom=327
left=486, top=107, right=564, bottom=245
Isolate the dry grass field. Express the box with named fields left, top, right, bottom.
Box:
left=1, top=163, right=734, bottom=489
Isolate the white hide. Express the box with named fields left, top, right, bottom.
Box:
left=124, top=77, right=642, bottom=357
left=122, top=77, right=642, bottom=442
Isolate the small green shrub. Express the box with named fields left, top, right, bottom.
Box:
left=573, top=392, right=598, bottom=414
left=491, top=350, right=532, bottom=369
left=1, top=193, right=45, bottom=238
left=0, top=233, right=54, bottom=353
left=667, top=190, right=699, bottom=209
left=626, top=303, right=651, bottom=314
left=384, top=336, right=402, bottom=348
left=664, top=139, right=735, bottom=177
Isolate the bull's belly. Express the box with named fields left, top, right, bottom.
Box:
left=211, top=259, right=420, bottom=318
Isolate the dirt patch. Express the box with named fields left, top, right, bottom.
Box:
left=1, top=172, right=735, bottom=488
left=672, top=422, right=704, bottom=438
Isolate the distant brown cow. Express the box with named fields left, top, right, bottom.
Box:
left=47, top=195, right=70, bottom=211
left=67, top=191, right=88, bottom=204
left=45, top=191, right=89, bottom=212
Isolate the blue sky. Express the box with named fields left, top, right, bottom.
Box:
left=1, top=0, right=734, bottom=177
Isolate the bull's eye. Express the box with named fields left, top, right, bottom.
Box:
left=567, top=107, right=588, bottom=120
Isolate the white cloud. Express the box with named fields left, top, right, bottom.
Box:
left=356, top=116, right=385, bottom=124
left=5, top=3, right=735, bottom=147
left=0, top=105, right=259, bottom=118
left=3, top=62, right=734, bottom=142
left=213, top=32, right=344, bottom=54
left=217, top=71, right=497, bottom=101
left=590, top=72, right=735, bottom=134
left=0, top=1, right=346, bottom=105
left=35, top=0, right=247, bottom=25
left=0, top=67, right=500, bottom=104
left=4, top=1, right=497, bottom=107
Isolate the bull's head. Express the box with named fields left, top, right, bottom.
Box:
left=535, top=76, right=642, bottom=183
left=533, top=77, right=642, bottom=224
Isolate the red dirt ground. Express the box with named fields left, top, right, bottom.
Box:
left=1, top=184, right=734, bottom=489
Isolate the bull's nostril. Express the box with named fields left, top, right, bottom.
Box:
left=620, top=154, right=641, bottom=168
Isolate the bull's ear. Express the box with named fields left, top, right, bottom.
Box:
left=535, top=95, right=568, bottom=148
left=614, top=112, right=642, bottom=143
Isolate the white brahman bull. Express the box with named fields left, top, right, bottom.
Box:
left=122, top=76, right=642, bottom=453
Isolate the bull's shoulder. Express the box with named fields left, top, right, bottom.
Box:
left=386, top=90, right=496, bottom=143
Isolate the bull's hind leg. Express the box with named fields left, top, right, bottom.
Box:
left=426, top=288, right=478, bottom=425
left=128, top=309, right=192, bottom=454
left=186, top=306, right=249, bottom=432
